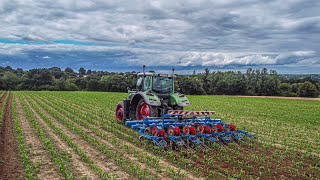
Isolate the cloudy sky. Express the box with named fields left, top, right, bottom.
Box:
left=0, top=0, right=319, bottom=74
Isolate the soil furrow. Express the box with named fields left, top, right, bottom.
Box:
left=0, top=92, right=25, bottom=179
left=28, top=98, right=131, bottom=179
left=35, top=94, right=200, bottom=179
left=30, top=96, right=166, bottom=179
left=15, top=96, right=62, bottom=180
left=22, top=97, right=98, bottom=179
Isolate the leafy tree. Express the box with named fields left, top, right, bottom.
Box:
left=100, top=74, right=130, bottom=92
left=54, top=78, right=66, bottom=90
left=265, top=78, right=280, bottom=96
left=75, top=77, right=88, bottom=90
left=87, top=79, right=101, bottom=91
left=178, top=76, right=205, bottom=95
left=299, top=81, right=319, bottom=97
left=20, top=69, right=53, bottom=90
left=0, top=71, right=21, bottom=90
left=78, top=67, right=86, bottom=77
left=65, top=67, right=74, bottom=74
left=49, top=67, right=65, bottom=79
left=0, top=65, right=318, bottom=98
left=65, top=79, right=79, bottom=91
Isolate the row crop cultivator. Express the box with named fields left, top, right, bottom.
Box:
left=125, top=110, right=255, bottom=150
left=116, top=66, right=255, bottom=150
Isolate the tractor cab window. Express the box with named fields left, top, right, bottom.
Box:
left=136, top=77, right=143, bottom=90
left=143, top=76, right=152, bottom=91
left=152, top=76, right=173, bottom=94
left=137, top=76, right=151, bottom=91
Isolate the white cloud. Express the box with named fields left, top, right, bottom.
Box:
left=0, top=0, right=319, bottom=72
left=0, top=42, right=318, bottom=67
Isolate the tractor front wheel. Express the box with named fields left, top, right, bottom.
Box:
left=116, top=101, right=125, bottom=123
left=136, top=99, right=158, bottom=120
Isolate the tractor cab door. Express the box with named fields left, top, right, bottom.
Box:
left=137, top=76, right=152, bottom=91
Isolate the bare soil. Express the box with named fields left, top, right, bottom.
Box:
left=183, top=141, right=320, bottom=179
left=28, top=94, right=320, bottom=179
left=35, top=96, right=199, bottom=179
left=15, top=97, right=62, bottom=180
left=29, top=98, right=131, bottom=179
left=0, top=92, right=25, bottom=180
left=23, top=98, right=99, bottom=179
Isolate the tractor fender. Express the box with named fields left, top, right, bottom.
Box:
left=170, top=93, right=190, bottom=107
left=130, top=92, right=161, bottom=107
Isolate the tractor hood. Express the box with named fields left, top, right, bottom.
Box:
left=170, top=93, right=190, bottom=107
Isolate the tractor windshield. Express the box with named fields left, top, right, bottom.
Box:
left=152, top=76, right=173, bottom=94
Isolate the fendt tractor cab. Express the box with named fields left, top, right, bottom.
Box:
left=116, top=65, right=190, bottom=123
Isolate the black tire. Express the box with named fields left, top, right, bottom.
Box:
left=136, top=98, right=159, bottom=120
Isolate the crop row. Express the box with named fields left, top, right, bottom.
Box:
left=24, top=96, right=114, bottom=179
left=29, top=92, right=266, bottom=178
left=29, top=92, right=208, bottom=178
left=30, top=93, right=195, bottom=179
left=22, top=93, right=162, bottom=179
left=187, top=95, right=320, bottom=155
left=31, top=92, right=279, bottom=178
left=12, top=93, right=35, bottom=179
left=17, top=94, right=74, bottom=179
left=18, top=91, right=320, bottom=179
left=0, top=91, right=8, bottom=129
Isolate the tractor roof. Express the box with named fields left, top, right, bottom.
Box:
left=137, top=72, right=176, bottom=77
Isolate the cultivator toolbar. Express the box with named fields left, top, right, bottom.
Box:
left=125, top=110, right=255, bottom=150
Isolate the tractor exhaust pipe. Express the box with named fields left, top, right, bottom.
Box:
left=142, top=65, right=146, bottom=89
left=172, top=68, right=175, bottom=92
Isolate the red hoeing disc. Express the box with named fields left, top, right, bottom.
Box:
left=174, top=126, right=181, bottom=136
left=197, top=125, right=205, bottom=134
left=190, top=127, right=197, bottom=135
left=152, top=126, right=158, bottom=136
left=183, top=126, right=190, bottom=135
left=229, top=124, right=236, bottom=131
left=204, top=125, right=211, bottom=134
left=216, top=124, right=223, bottom=132
left=159, top=129, right=166, bottom=138
left=167, top=127, right=174, bottom=136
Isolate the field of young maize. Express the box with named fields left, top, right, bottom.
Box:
left=0, top=91, right=319, bottom=179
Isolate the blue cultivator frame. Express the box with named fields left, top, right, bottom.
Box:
left=125, top=110, right=255, bottom=150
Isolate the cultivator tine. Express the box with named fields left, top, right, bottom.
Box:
left=124, top=110, right=255, bottom=150
left=183, top=144, right=194, bottom=153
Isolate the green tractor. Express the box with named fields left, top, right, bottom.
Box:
left=116, top=65, right=190, bottom=123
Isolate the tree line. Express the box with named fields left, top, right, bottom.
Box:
left=0, top=66, right=319, bottom=97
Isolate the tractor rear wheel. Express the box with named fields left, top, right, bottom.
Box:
left=136, top=98, right=159, bottom=120
left=116, top=101, right=125, bottom=124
